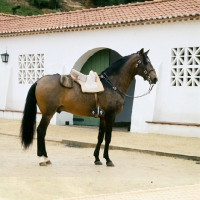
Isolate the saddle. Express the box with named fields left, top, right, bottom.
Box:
left=60, top=69, right=105, bottom=117
left=70, top=69, right=104, bottom=93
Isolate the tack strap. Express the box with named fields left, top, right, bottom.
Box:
left=94, top=93, right=99, bottom=118
left=100, top=72, right=154, bottom=99
left=91, top=93, right=105, bottom=117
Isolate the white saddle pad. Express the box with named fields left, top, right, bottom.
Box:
left=70, top=69, right=104, bottom=93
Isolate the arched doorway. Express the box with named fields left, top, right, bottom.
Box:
left=73, top=48, right=135, bottom=127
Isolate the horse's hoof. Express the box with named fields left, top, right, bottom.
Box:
left=95, top=161, right=103, bottom=165
left=38, top=156, right=51, bottom=166
left=46, top=160, right=52, bottom=165
left=196, top=161, right=200, bottom=164
left=39, top=162, right=47, bottom=166
left=106, top=161, right=114, bottom=167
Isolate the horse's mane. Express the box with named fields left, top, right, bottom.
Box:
left=101, top=52, right=149, bottom=76
left=101, top=54, right=134, bottom=76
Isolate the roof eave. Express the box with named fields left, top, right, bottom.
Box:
left=0, top=15, right=199, bottom=37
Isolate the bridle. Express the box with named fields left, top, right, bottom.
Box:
left=100, top=54, right=155, bottom=99
left=136, top=52, right=155, bottom=83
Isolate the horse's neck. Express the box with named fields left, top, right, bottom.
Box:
left=110, top=58, right=137, bottom=94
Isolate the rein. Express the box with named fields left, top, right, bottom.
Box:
left=100, top=72, right=154, bottom=99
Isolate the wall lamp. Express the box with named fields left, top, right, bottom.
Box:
left=1, top=51, right=9, bottom=63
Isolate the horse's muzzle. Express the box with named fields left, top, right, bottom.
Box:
left=151, top=77, right=158, bottom=84
left=146, top=76, right=158, bottom=84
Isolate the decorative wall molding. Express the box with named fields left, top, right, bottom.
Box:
left=171, top=47, right=200, bottom=86
left=18, top=54, right=44, bottom=84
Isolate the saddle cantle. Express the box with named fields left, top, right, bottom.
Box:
left=70, top=69, right=104, bottom=93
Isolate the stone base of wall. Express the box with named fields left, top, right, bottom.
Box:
left=145, top=122, right=200, bottom=138
left=0, top=110, right=42, bottom=122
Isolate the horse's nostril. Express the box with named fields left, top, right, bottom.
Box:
left=151, top=77, right=158, bottom=84
left=153, top=78, right=158, bottom=83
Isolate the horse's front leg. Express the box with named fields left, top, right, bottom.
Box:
left=94, top=117, right=105, bottom=165
left=104, top=115, right=115, bottom=167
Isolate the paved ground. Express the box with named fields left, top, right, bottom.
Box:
left=64, top=185, right=200, bottom=200
left=0, top=119, right=200, bottom=158
left=0, top=119, right=200, bottom=199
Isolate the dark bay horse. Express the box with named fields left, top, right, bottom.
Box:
left=20, top=48, right=158, bottom=166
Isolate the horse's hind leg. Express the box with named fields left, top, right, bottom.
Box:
left=94, top=118, right=105, bottom=165
left=37, top=115, right=51, bottom=166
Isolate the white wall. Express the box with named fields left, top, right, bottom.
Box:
left=0, top=19, right=200, bottom=136
left=0, top=65, right=11, bottom=110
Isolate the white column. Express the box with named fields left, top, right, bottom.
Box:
left=0, top=66, right=12, bottom=110
left=130, top=62, right=161, bottom=133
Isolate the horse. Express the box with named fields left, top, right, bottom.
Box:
left=20, top=48, right=158, bottom=167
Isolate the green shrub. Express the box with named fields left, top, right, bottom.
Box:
left=15, top=5, right=43, bottom=16
left=27, top=0, right=62, bottom=9
left=0, top=0, right=13, bottom=14
left=28, top=0, right=49, bottom=9
left=49, top=0, right=62, bottom=9
left=92, top=0, right=152, bottom=7
left=0, top=0, right=43, bottom=16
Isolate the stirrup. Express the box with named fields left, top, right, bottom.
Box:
left=91, top=107, right=105, bottom=118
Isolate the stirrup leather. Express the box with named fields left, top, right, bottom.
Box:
left=91, top=93, right=105, bottom=118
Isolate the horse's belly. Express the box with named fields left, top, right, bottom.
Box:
left=62, top=92, right=96, bottom=117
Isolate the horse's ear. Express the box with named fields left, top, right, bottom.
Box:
left=145, top=49, right=150, bottom=55
left=139, top=48, right=144, bottom=56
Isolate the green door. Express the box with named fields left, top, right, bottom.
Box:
left=73, top=49, right=109, bottom=126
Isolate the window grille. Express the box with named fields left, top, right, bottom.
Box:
left=18, top=54, right=44, bottom=84
left=171, top=47, right=200, bottom=86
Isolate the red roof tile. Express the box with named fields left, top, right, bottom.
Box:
left=0, top=0, right=200, bottom=35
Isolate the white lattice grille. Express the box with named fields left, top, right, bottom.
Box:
left=171, top=47, right=200, bottom=87
left=186, top=68, right=200, bottom=86
left=186, top=47, right=200, bottom=65
left=171, top=48, right=185, bottom=66
left=171, top=68, right=184, bottom=86
left=18, top=54, right=44, bottom=84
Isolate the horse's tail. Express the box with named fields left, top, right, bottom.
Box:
left=20, top=82, right=37, bottom=149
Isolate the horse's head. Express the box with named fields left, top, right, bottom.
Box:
left=136, top=48, right=158, bottom=84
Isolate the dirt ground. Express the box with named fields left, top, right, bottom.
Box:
left=0, top=134, right=200, bottom=200
left=0, top=119, right=200, bottom=157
